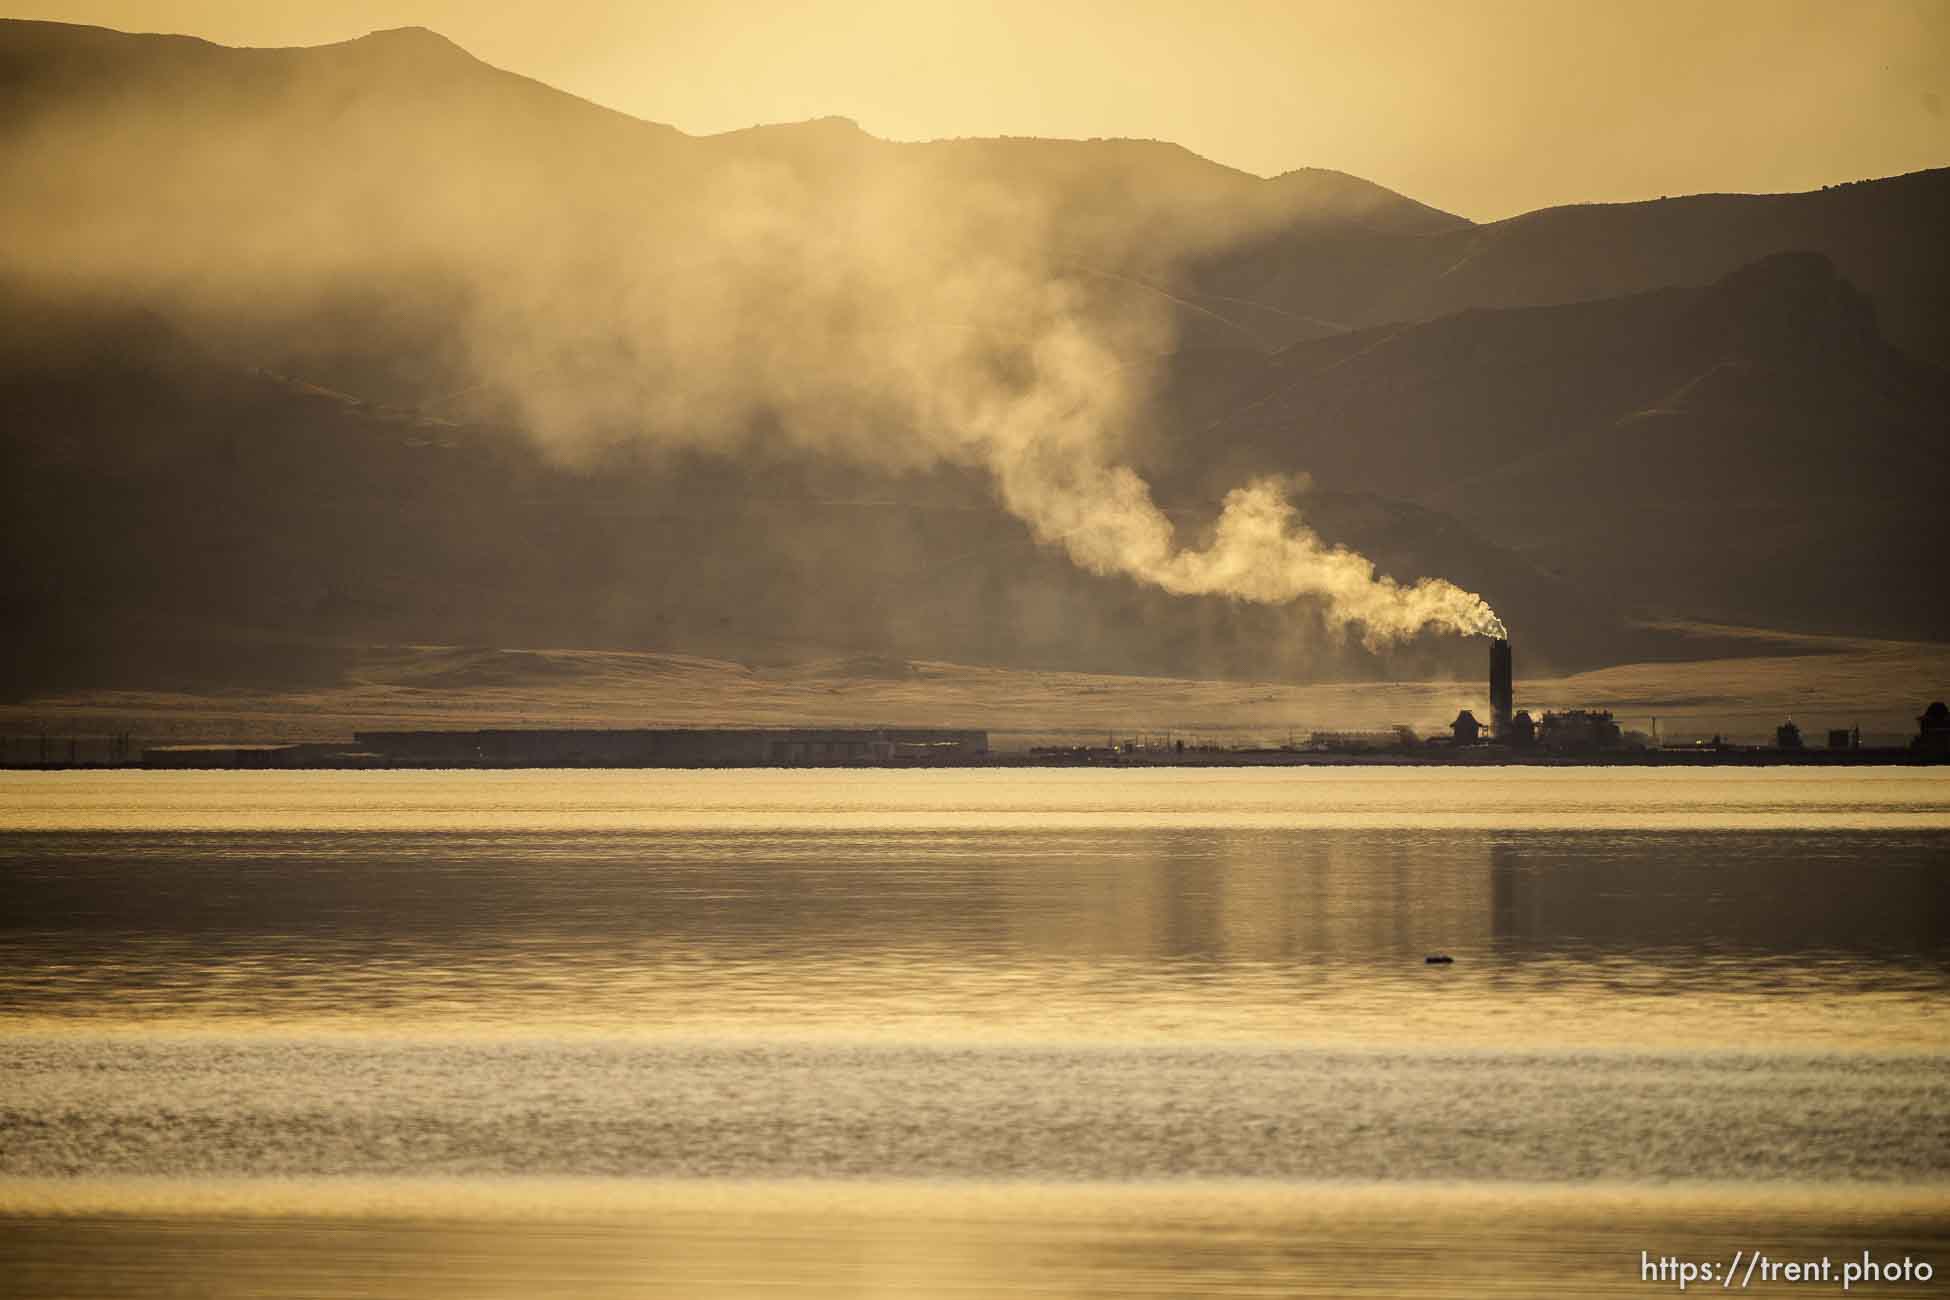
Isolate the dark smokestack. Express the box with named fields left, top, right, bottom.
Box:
left=1490, top=637, right=1513, bottom=739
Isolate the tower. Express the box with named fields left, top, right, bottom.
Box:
left=1489, top=637, right=1513, bottom=739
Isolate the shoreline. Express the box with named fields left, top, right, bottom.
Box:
left=3, top=749, right=1940, bottom=771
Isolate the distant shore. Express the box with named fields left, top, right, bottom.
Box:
left=3, top=749, right=1938, bottom=771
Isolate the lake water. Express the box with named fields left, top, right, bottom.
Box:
left=2, top=768, right=1946, bottom=1296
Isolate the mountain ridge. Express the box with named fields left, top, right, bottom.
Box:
left=0, top=17, right=1943, bottom=698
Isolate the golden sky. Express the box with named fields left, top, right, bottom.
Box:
left=12, top=0, right=1947, bottom=219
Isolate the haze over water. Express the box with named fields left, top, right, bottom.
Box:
left=2, top=768, right=1947, bottom=1296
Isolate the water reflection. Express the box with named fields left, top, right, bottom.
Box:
left=2, top=772, right=1947, bottom=1296
left=2, top=821, right=1944, bottom=1047
left=1487, top=831, right=1950, bottom=957
left=1, top=1184, right=1945, bottom=1300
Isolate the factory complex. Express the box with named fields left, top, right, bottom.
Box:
left=4, top=641, right=1944, bottom=769
left=139, top=727, right=991, bottom=770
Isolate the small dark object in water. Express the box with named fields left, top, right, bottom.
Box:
left=1424, top=954, right=1454, bottom=964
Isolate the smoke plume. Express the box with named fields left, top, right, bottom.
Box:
left=0, top=29, right=1506, bottom=648
left=443, top=149, right=1509, bottom=646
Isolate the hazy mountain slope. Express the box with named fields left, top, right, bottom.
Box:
left=1261, top=167, right=1462, bottom=236
left=1156, top=289, right=1697, bottom=502
left=1164, top=253, right=1949, bottom=640
left=1437, top=298, right=1948, bottom=639
left=0, top=285, right=1605, bottom=696
left=1, top=19, right=1944, bottom=697
left=10, top=17, right=1936, bottom=373
left=0, top=20, right=675, bottom=139
left=1194, top=168, right=1950, bottom=367
left=5, top=17, right=1940, bottom=377
left=0, top=20, right=1463, bottom=373
left=0, top=22, right=714, bottom=405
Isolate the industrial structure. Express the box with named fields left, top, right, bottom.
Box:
left=137, top=727, right=988, bottom=768
left=1538, top=709, right=1623, bottom=752
left=349, top=727, right=988, bottom=767
left=1308, top=727, right=1420, bottom=753
left=1459, top=635, right=1624, bottom=753
left=1918, top=703, right=1950, bottom=758
left=45, top=649, right=1946, bottom=770
left=1489, top=638, right=1514, bottom=739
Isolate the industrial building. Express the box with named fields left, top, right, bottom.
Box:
left=1307, top=727, right=1420, bottom=753
left=1917, top=703, right=1950, bottom=758
left=349, top=727, right=988, bottom=767
left=1538, top=709, right=1623, bottom=752
left=1460, top=637, right=1625, bottom=752
left=108, top=650, right=1950, bottom=770
left=143, top=742, right=378, bottom=769
left=1489, top=638, right=1514, bottom=739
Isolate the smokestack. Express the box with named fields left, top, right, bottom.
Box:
left=1490, top=637, right=1513, bottom=739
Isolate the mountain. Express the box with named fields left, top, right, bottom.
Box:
left=0, top=287, right=1595, bottom=694
left=1191, top=168, right=1950, bottom=364
left=7, top=256, right=1888, bottom=698
left=9, top=18, right=1939, bottom=373
left=0, top=21, right=1464, bottom=383
left=1147, top=252, right=1950, bottom=641
left=0, top=19, right=1944, bottom=699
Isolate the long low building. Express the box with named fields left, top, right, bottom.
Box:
left=143, top=742, right=383, bottom=769
left=349, top=727, right=989, bottom=766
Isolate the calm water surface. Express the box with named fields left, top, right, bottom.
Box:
left=2, top=768, right=1946, bottom=1296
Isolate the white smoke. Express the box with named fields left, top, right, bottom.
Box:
left=1003, top=469, right=1508, bottom=645
left=0, top=45, right=1508, bottom=647
left=498, top=159, right=1507, bottom=647
left=914, top=282, right=1508, bottom=645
